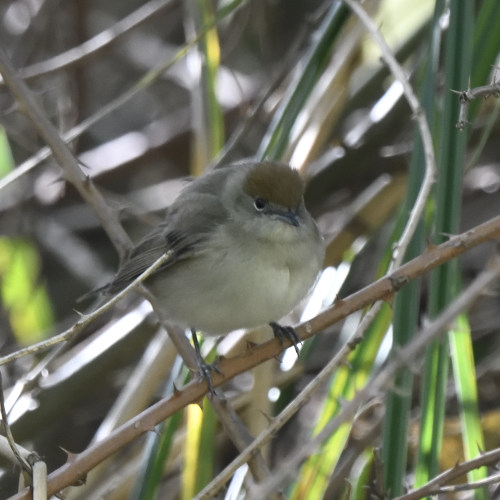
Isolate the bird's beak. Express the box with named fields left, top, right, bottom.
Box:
left=275, top=209, right=300, bottom=227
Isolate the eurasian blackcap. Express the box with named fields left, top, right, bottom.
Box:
left=105, top=160, right=324, bottom=349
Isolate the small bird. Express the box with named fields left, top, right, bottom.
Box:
left=105, top=160, right=324, bottom=367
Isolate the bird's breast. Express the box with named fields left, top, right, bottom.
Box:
left=149, top=226, right=322, bottom=335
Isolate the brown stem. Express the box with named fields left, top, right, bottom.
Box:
left=8, top=213, right=500, bottom=500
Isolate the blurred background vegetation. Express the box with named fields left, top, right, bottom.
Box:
left=1, top=0, right=500, bottom=498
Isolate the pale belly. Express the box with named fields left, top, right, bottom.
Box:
left=148, top=243, right=320, bottom=335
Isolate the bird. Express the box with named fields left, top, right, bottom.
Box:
left=104, top=160, right=324, bottom=383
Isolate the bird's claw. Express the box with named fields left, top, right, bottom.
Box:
left=196, top=357, right=222, bottom=396
left=191, top=329, right=222, bottom=396
left=269, top=322, right=301, bottom=356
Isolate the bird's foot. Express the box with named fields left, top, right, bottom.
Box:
left=269, top=322, right=301, bottom=356
left=192, top=330, right=222, bottom=396
left=196, top=357, right=222, bottom=397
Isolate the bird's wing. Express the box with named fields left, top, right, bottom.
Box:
left=106, top=192, right=228, bottom=293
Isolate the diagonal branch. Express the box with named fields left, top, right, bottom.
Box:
left=6, top=213, right=500, bottom=500
left=0, top=0, right=181, bottom=85
left=249, top=257, right=500, bottom=499
left=0, top=46, right=131, bottom=257
left=395, top=446, right=500, bottom=500
left=342, top=0, right=437, bottom=271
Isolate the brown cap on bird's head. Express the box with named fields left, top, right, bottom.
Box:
left=243, top=162, right=304, bottom=209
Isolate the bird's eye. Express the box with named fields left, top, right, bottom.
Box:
left=253, top=197, right=267, bottom=211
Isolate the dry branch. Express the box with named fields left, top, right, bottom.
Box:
left=7, top=213, right=500, bottom=500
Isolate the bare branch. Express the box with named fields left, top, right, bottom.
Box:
left=0, top=46, right=132, bottom=256
left=395, top=448, right=500, bottom=500
left=0, top=251, right=172, bottom=367
left=0, top=0, right=180, bottom=85
left=249, top=256, right=500, bottom=498
left=6, top=213, right=500, bottom=500
left=455, top=79, right=500, bottom=130
left=342, top=0, right=437, bottom=271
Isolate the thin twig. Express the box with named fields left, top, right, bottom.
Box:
left=0, top=436, right=32, bottom=465
left=0, top=251, right=172, bottom=367
left=0, top=373, right=31, bottom=474
left=209, top=396, right=285, bottom=500
left=0, top=36, right=199, bottom=194
left=395, top=447, right=500, bottom=500
left=210, top=3, right=314, bottom=170
left=0, top=46, right=132, bottom=257
left=455, top=79, right=500, bottom=130
left=342, top=0, right=437, bottom=271
left=0, top=0, right=180, bottom=85
left=0, top=4, right=239, bottom=194
left=438, top=471, right=500, bottom=493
